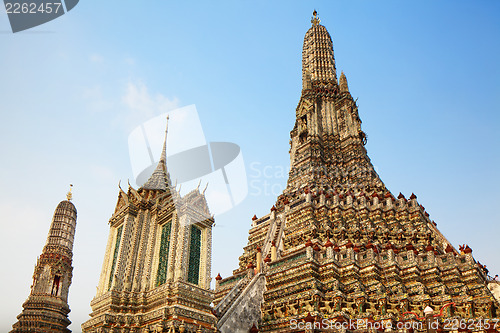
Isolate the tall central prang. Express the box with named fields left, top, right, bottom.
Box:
left=287, top=11, right=383, bottom=195
left=213, top=11, right=499, bottom=333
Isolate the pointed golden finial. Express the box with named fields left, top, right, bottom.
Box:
left=311, top=10, right=320, bottom=26
left=66, top=184, right=73, bottom=201
left=159, top=114, right=169, bottom=164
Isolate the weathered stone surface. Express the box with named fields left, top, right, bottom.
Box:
left=489, top=281, right=500, bottom=303
left=218, top=273, right=266, bottom=333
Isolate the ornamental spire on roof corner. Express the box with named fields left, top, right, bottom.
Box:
left=339, top=70, right=349, bottom=93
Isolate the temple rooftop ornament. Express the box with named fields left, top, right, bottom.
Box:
left=339, top=71, right=349, bottom=93
left=66, top=183, right=73, bottom=201
left=311, top=10, right=320, bottom=26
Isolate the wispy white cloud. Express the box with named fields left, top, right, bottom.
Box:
left=124, top=57, right=135, bottom=66
left=80, top=79, right=179, bottom=133
left=121, top=80, right=179, bottom=130
left=89, top=53, right=104, bottom=63
left=82, top=85, right=115, bottom=114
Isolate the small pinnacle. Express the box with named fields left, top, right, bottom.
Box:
left=159, top=115, right=169, bottom=163
left=66, top=184, right=73, bottom=201
left=311, top=10, right=320, bottom=26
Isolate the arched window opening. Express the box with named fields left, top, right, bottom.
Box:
left=51, top=275, right=61, bottom=296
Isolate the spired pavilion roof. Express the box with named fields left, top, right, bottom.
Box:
left=141, top=117, right=172, bottom=192
left=141, top=158, right=171, bottom=191
left=138, top=117, right=212, bottom=217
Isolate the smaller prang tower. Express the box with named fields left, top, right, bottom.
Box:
left=11, top=186, right=78, bottom=333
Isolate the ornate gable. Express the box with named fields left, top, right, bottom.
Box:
left=113, top=185, right=129, bottom=215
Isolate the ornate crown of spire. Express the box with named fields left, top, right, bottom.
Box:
left=302, top=11, right=337, bottom=89
left=66, top=184, right=73, bottom=201
left=311, top=10, right=320, bottom=26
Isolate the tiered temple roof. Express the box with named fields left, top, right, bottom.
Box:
left=141, top=116, right=172, bottom=192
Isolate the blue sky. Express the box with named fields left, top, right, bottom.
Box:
left=0, top=1, right=499, bottom=331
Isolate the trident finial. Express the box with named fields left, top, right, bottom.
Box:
left=311, top=10, right=320, bottom=26
left=66, top=184, right=73, bottom=201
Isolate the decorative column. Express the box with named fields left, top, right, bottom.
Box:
left=256, top=247, right=262, bottom=272
left=271, top=242, right=277, bottom=261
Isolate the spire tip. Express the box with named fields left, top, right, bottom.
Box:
left=311, top=10, right=320, bottom=26
left=66, top=184, right=73, bottom=201
left=159, top=115, right=169, bottom=163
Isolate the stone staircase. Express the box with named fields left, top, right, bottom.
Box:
left=216, top=273, right=266, bottom=333
left=488, top=279, right=500, bottom=303
left=214, top=273, right=251, bottom=319
left=214, top=215, right=286, bottom=332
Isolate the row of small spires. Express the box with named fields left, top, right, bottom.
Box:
left=296, top=188, right=417, bottom=201
left=282, top=239, right=468, bottom=256
left=105, top=320, right=205, bottom=332
left=298, top=188, right=417, bottom=201
left=215, top=241, right=474, bottom=282
left=251, top=191, right=425, bottom=221
left=302, top=72, right=350, bottom=93
left=312, top=239, right=469, bottom=254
